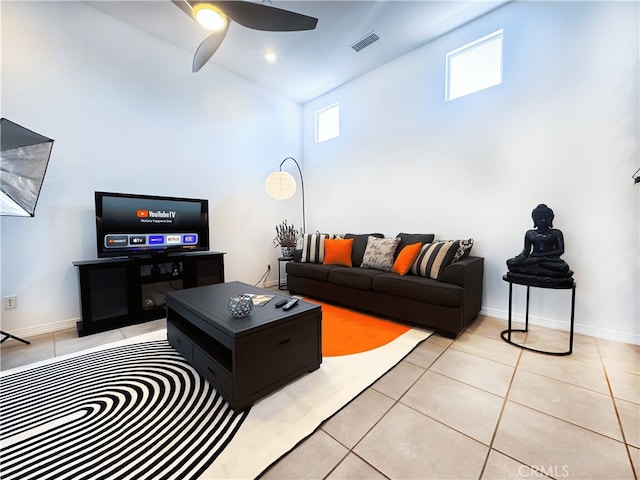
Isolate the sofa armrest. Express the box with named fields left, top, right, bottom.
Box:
left=440, top=256, right=484, bottom=324
left=293, top=249, right=303, bottom=262
left=439, top=256, right=484, bottom=288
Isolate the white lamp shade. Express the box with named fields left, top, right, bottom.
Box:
left=265, top=171, right=297, bottom=200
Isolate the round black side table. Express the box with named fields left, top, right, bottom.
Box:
left=500, top=275, right=576, bottom=356
left=277, top=256, right=294, bottom=290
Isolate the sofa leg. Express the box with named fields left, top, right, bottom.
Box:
left=438, top=330, right=457, bottom=339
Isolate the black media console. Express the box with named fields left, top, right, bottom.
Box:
left=73, top=251, right=225, bottom=336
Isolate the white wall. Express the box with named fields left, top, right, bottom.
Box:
left=303, top=1, right=640, bottom=344
left=0, top=1, right=302, bottom=335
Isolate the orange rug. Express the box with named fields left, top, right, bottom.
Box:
left=305, top=299, right=411, bottom=357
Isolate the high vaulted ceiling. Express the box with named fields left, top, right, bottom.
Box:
left=85, top=0, right=510, bottom=103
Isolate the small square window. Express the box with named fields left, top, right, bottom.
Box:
left=315, top=103, right=339, bottom=143
left=446, top=29, right=503, bottom=101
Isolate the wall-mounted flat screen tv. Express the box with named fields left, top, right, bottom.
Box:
left=95, top=191, right=209, bottom=258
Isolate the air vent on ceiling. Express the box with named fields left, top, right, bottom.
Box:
left=350, top=32, right=380, bottom=53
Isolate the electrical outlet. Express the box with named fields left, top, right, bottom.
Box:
left=267, top=265, right=271, bottom=271
left=3, top=295, right=17, bottom=310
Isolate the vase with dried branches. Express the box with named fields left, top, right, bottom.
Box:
left=273, top=219, right=300, bottom=258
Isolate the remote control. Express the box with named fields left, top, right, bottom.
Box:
left=274, top=299, right=288, bottom=308
left=282, top=298, right=299, bottom=311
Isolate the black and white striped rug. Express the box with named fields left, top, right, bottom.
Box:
left=1, top=325, right=432, bottom=479
left=0, top=339, right=248, bottom=480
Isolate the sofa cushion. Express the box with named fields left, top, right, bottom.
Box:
left=373, top=273, right=464, bottom=307
left=287, top=262, right=334, bottom=282
left=395, top=233, right=436, bottom=258
left=411, top=241, right=461, bottom=280
left=323, top=238, right=354, bottom=267
left=392, top=242, right=422, bottom=276
left=360, top=236, right=401, bottom=271
left=344, top=233, right=384, bottom=266
left=328, top=266, right=386, bottom=290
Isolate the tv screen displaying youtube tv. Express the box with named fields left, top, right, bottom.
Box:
left=95, top=191, right=209, bottom=258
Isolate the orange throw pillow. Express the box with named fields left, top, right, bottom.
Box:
left=323, top=238, right=354, bottom=267
left=392, top=242, right=422, bottom=275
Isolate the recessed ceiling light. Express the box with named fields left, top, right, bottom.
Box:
left=264, top=50, right=277, bottom=63
left=195, top=6, right=226, bottom=31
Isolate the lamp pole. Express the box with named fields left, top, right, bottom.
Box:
left=279, top=157, right=306, bottom=234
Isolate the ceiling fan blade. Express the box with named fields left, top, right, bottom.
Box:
left=192, top=1, right=318, bottom=32
left=172, top=0, right=196, bottom=20
left=192, top=23, right=229, bottom=72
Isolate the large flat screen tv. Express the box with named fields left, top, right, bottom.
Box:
left=95, top=191, right=209, bottom=258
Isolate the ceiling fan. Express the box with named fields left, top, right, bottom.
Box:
left=172, top=1, right=319, bottom=72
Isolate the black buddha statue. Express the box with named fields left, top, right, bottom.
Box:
left=505, top=204, right=574, bottom=287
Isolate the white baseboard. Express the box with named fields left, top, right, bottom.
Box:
left=480, top=307, right=640, bottom=346
left=263, top=279, right=280, bottom=289
left=4, top=317, right=79, bottom=339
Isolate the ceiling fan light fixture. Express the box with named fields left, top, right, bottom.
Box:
left=172, top=0, right=318, bottom=71
left=195, top=5, right=227, bottom=31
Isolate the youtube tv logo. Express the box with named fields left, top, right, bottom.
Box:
left=105, top=235, right=128, bottom=247
left=137, top=210, right=149, bottom=218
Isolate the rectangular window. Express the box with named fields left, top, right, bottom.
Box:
left=446, top=29, right=503, bottom=101
left=315, top=103, right=339, bottom=143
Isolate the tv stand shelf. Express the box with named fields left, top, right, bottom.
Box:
left=73, top=252, right=225, bottom=336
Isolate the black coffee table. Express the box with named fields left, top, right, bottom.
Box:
left=165, top=281, right=322, bottom=410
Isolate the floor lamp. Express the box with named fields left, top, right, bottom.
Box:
left=265, top=157, right=306, bottom=234
left=1, top=118, right=55, bottom=345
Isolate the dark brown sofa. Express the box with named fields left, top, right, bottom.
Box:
left=286, top=233, right=484, bottom=338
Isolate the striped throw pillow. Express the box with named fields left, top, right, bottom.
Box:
left=301, top=233, right=341, bottom=263
left=411, top=241, right=460, bottom=280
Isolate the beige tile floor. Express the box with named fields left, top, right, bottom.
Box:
left=1, top=315, right=638, bottom=479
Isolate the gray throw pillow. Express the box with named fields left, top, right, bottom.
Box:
left=360, top=236, right=401, bottom=271
left=344, top=233, right=384, bottom=266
